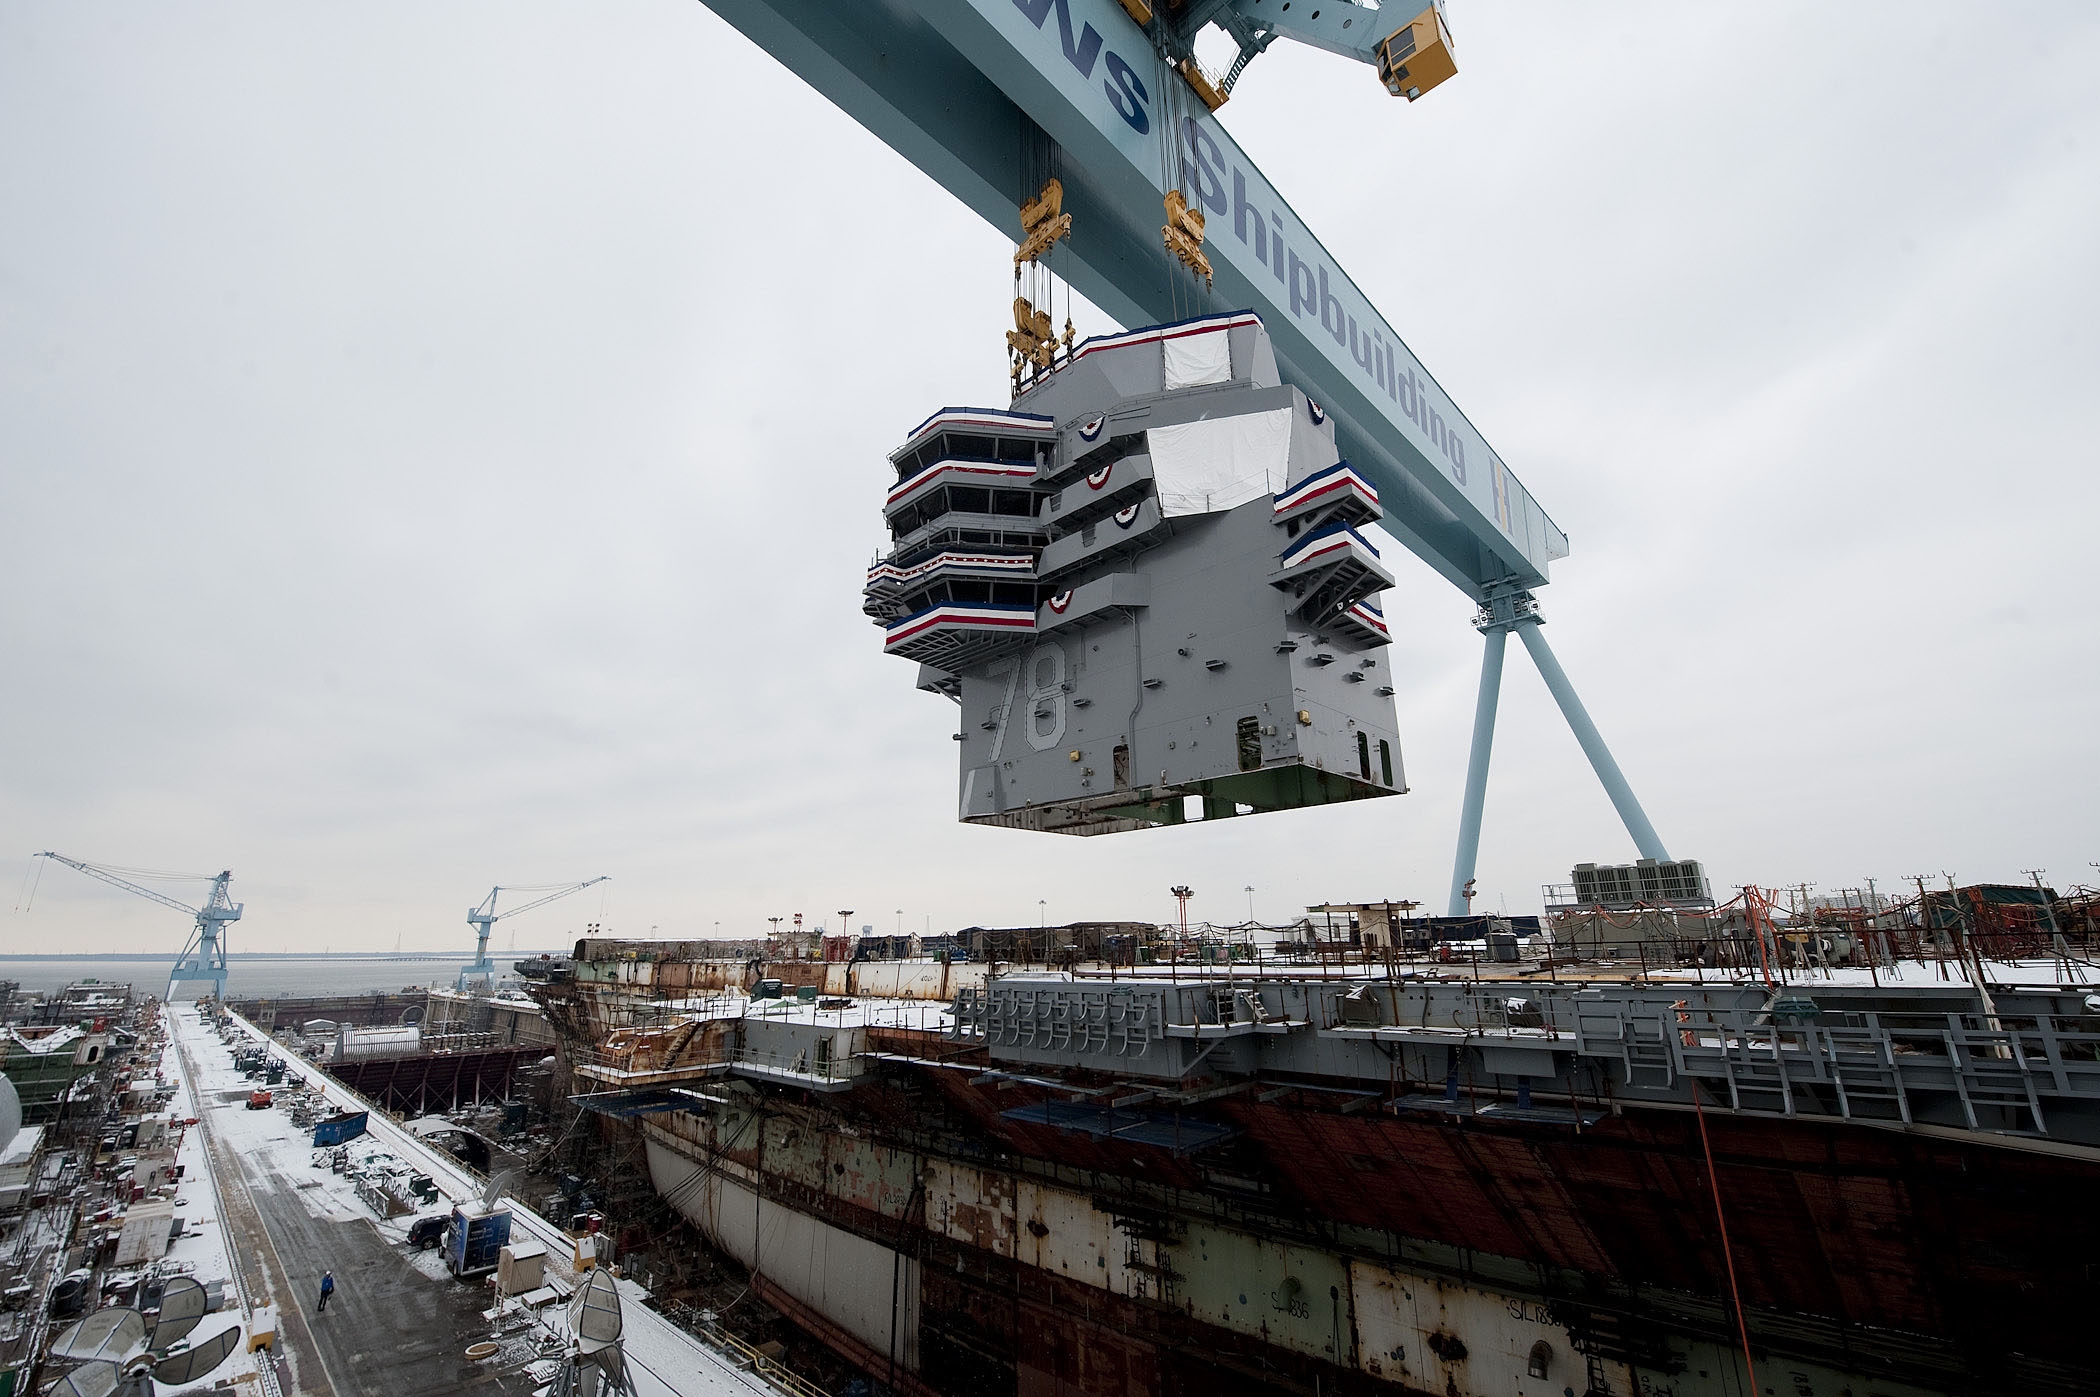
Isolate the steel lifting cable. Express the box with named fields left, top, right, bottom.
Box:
left=14, top=855, right=44, bottom=914
left=94, top=862, right=214, bottom=880
left=1019, top=111, right=1029, bottom=249
left=1036, top=127, right=1047, bottom=341
left=1691, top=1081, right=1762, bottom=1397
left=1053, top=139, right=1070, bottom=361
left=1018, top=116, right=1042, bottom=388
left=1154, top=42, right=1180, bottom=324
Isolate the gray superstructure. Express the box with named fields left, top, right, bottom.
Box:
left=868, top=312, right=1405, bottom=833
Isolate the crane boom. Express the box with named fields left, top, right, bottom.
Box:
left=459, top=877, right=610, bottom=991
left=703, top=0, right=1563, bottom=597
left=35, top=852, right=201, bottom=918
left=474, top=877, right=612, bottom=925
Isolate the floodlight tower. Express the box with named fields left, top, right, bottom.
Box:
left=460, top=877, right=610, bottom=992
left=36, top=853, right=241, bottom=1001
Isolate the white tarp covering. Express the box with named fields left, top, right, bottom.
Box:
left=1162, top=325, right=1232, bottom=390
left=1146, top=408, right=1292, bottom=516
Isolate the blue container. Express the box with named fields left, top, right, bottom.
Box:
left=311, top=1112, right=369, bottom=1147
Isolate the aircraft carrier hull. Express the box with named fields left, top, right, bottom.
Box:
left=540, top=921, right=2100, bottom=1397
left=633, top=1047, right=2092, bottom=1397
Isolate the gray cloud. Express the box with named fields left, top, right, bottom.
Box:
left=4, top=3, right=2095, bottom=954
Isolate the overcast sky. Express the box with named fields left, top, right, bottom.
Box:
left=4, top=3, right=2096, bottom=956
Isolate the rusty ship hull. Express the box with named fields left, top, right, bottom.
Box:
left=541, top=932, right=2100, bottom=1397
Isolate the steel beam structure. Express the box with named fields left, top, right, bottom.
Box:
left=1514, top=619, right=1668, bottom=863
left=1445, top=625, right=1505, bottom=916
left=1445, top=590, right=1667, bottom=912
left=324, top=1045, right=540, bottom=1116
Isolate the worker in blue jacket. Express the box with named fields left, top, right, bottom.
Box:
left=316, top=1271, right=335, bottom=1313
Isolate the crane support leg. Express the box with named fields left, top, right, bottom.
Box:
left=1513, top=618, right=1669, bottom=862
left=1446, top=626, right=1507, bottom=916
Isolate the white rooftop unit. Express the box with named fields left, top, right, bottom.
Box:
left=334, top=1025, right=421, bottom=1061
left=1562, top=859, right=1712, bottom=910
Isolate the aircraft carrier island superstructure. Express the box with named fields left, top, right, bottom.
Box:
left=866, top=311, right=1404, bottom=834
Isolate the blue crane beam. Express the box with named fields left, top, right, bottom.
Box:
left=705, top=0, right=1565, bottom=597
left=36, top=851, right=203, bottom=918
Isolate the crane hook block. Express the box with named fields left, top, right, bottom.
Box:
left=1006, top=296, right=1059, bottom=371
left=1162, top=190, right=1212, bottom=288
left=1377, top=5, right=1458, bottom=102
left=1015, top=178, right=1073, bottom=268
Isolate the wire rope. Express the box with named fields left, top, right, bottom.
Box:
left=1692, top=1081, right=1762, bottom=1397
left=14, top=855, right=44, bottom=914
left=81, top=862, right=218, bottom=882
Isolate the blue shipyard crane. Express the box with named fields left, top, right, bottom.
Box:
left=460, top=877, right=609, bottom=991
left=704, top=0, right=1668, bottom=904
left=34, top=852, right=241, bottom=1000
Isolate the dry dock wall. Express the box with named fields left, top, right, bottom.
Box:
left=642, top=1139, right=920, bottom=1372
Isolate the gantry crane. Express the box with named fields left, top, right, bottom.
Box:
left=459, top=877, right=610, bottom=991
left=704, top=0, right=1669, bottom=909
left=35, top=852, right=242, bottom=1000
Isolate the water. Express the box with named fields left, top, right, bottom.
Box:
left=0, top=952, right=563, bottom=999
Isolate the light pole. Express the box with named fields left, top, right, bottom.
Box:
left=896, top=908, right=903, bottom=934
left=1038, top=899, right=1047, bottom=929
left=1244, top=885, right=1255, bottom=924
left=1171, top=886, right=1194, bottom=941
left=838, top=909, right=855, bottom=937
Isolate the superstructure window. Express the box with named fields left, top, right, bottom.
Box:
left=1357, top=731, right=1372, bottom=780
left=890, top=489, right=1041, bottom=539
left=896, top=430, right=1046, bottom=473
left=1379, top=739, right=1393, bottom=786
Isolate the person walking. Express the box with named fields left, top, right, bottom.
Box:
left=316, top=1271, right=335, bottom=1314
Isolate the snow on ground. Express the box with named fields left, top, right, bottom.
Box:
left=187, top=1006, right=772, bottom=1397
left=1644, top=957, right=2099, bottom=989
left=156, top=1032, right=264, bottom=1393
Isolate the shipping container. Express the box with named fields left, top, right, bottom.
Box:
left=311, top=1112, right=369, bottom=1147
